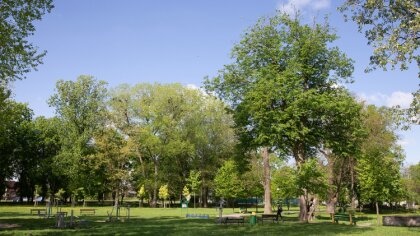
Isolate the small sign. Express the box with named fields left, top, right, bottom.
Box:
left=182, top=203, right=188, bottom=208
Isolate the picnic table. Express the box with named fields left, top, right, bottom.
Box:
left=30, top=208, right=46, bottom=216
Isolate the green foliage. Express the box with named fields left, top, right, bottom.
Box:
left=109, top=83, right=236, bottom=206
left=357, top=105, right=405, bottom=204
left=0, top=0, right=54, bottom=83
left=214, top=160, right=244, bottom=199
left=187, top=170, right=201, bottom=194
left=402, top=162, right=420, bottom=204
left=340, top=0, right=419, bottom=71
left=271, top=166, right=298, bottom=201
left=241, top=154, right=264, bottom=197
left=48, top=75, right=108, bottom=196
left=89, top=128, right=132, bottom=199
left=296, top=159, right=329, bottom=199
left=138, top=185, right=146, bottom=199
left=182, top=185, right=190, bottom=199
left=205, top=13, right=355, bottom=161
left=159, top=184, right=169, bottom=200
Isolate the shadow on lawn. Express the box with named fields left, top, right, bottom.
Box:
left=316, top=215, right=373, bottom=222
left=0, top=216, right=375, bottom=236
left=0, top=212, right=36, bottom=217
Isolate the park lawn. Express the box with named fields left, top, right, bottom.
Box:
left=0, top=206, right=418, bottom=235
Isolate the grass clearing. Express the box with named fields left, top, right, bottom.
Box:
left=0, top=206, right=418, bottom=235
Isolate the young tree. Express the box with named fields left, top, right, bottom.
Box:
left=159, top=184, right=169, bottom=208
left=182, top=185, right=190, bottom=201
left=205, top=13, right=355, bottom=219
left=271, top=166, right=298, bottom=211
left=214, top=160, right=244, bottom=208
left=0, top=0, right=54, bottom=83
left=137, top=185, right=146, bottom=207
left=187, top=170, right=201, bottom=209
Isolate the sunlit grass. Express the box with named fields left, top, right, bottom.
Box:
left=0, top=206, right=418, bottom=235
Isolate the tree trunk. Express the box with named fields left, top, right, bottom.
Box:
left=350, top=157, right=357, bottom=210
left=203, top=186, right=208, bottom=208
left=298, top=193, right=308, bottom=222
left=114, top=190, right=119, bottom=208
left=294, top=144, right=307, bottom=222
left=375, top=201, right=380, bottom=225
left=262, top=147, right=272, bottom=214
left=152, top=160, right=158, bottom=208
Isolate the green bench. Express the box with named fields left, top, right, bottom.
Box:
left=334, top=213, right=358, bottom=225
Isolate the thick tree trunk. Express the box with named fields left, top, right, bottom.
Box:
left=299, top=194, right=308, bottom=222
left=375, top=201, right=380, bottom=225
left=294, top=143, right=308, bottom=222
left=262, top=147, right=272, bottom=214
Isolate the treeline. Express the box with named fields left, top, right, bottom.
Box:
left=1, top=79, right=238, bottom=208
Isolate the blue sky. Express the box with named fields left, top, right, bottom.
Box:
left=11, top=0, right=419, bottom=164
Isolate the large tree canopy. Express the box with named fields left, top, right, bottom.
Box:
left=205, top=13, right=360, bottom=220
left=0, top=0, right=53, bottom=84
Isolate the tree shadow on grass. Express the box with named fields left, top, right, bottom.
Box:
left=316, top=215, right=372, bottom=222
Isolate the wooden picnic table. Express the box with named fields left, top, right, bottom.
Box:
left=30, top=208, right=46, bottom=216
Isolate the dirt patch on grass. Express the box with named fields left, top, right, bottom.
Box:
left=0, top=223, right=20, bottom=229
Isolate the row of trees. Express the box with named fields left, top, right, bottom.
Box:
left=1, top=77, right=238, bottom=208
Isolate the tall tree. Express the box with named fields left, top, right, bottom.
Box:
left=0, top=98, right=33, bottom=198
left=48, top=75, right=108, bottom=198
left=0, top=0, right=53, bottom=84
left=357, top=105, right=405, bottom=225
left=205, top=14, right=355, bottom=219
left=89, top=128, right=131, bottom=208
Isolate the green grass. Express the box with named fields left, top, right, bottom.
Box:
left=0, top=206, right=418, bottom=235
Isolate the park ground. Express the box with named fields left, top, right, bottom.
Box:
left=0, top=206, right=419, bottom=235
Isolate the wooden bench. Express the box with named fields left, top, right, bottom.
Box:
left=334, top=213, right=358, bottom=225
left=30, top=209, right=46, bottom=216
left=261, top=214, right=280, bottom=224
left=222, top=217, right=245, bottom=225
left=80, top=208, right=96, bottom=216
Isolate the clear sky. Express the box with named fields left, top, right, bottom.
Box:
left=11, top=0, right=419, bottom=164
